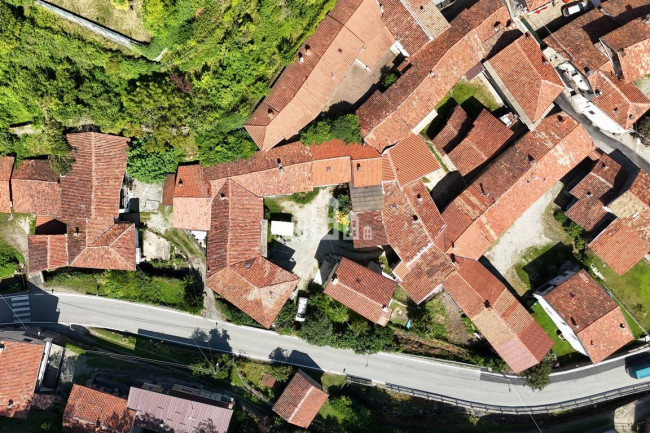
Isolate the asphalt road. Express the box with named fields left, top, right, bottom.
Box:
left=1, top=290, right=649, bottom=411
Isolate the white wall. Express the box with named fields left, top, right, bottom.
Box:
left=533, top=294, right=589, bottom=357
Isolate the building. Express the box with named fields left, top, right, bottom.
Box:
left=484, top=34, right=564, bottom=130
left=0, top=340, right=49, bottom=419
left=599, top=17, right=650, bottom=84
left=0, top=156, right=13, bottom=213
left=534, top=270, right=634, bottom=363
left=26, top=133, right=138, bottom=273
left=565, top=152, right=627, bottom=232
left=444, top=257, right=554, bottom=373
left=63, top=385, right=134, bottom=433
left=10, top=159, right=61, bottom=217
left=431, top=105, right=472, bottom=153
left=446, top=109, right=514, bottom=175
left=590, top=169, right=650, bottom=275
left=442, top=112, right=595, bottom=259
left=172, top=164, right=212, bottom=232
left=382, top=134, right=441, bottom=186
left=127, top=385, right=234, bottom=433
left=273, top=371, right=328, bottom=428
left=323, top=257, right=397, bottom=326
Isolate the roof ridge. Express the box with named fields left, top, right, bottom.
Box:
left=288, top=383, right=315, bottom=424
left=331, top=278, right=387, bottom=307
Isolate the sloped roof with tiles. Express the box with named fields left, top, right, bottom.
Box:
left=324, top=257, right=396, bottom=325
left=400, top=245, right=454, bottom=304
left=351, top=158, right=383, bottom=187
left=565, top=153, right=626, bottom=231
left=431, top=105, right=471, bottom=153
left=63, top=385, right=134, bottom=433
left=590, top=218, right=650, bottom=275
left=384, top=134, right=440, bottom=186
left=444, top=258, right=553, bottom=373
left=589, top=67, right=650, bottom=130
left=172, top=165, right=212, bottom=231
left=11, top=159, right=61, bottom=217
left=447, top=109, right=513, bottom=176
left=0, top=340, right=44, bottom=419
left=28, top=234, right=68, bottom=273
left=380, top=0, right=449, bottom=56
left=0, top=156, right=13, bottom=213
left=601, top=18, right=650, bottom=83
left=486, top=34, right=564, bottom=127
left=403, top=180, right=445, bottom=242
left=543, top=270, right=633, bottom=363
left=350, top=210, right=388, bottom=248
left=273, top=371, right=329, bottom=428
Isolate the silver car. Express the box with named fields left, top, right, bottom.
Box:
left=295, top=297, right=308, bottom=322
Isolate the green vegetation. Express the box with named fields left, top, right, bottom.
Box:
left=300, top=114, right=362, bottom=145
left=0, top=238, right=23, bottom=279
left=215, top=298, right=262, bottom=327
left=408, top=297, right=448, bottom=340
left=521, top=354, right=554, bottom=391
left=44, top=268, right=203, bottom=313
left=530, top=302, right=578, bottom=361
left=126, top=140, right=179, bottom=183
left=379, top=71, right=399, bottom=91
left=288, top=188, right=320, bottom=205
left=513, top=243, right=575, bottom=294
left=435, top=79, right=501, bottom=114
left=0, top=408, right=63, bottom=433
left=639, top=115, right=650, bottom=146
left=0, top=0, right=334, bottom=179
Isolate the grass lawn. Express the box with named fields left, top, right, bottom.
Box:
left=163, top=228, right=204, bottom=258
left=512, top=242, right=576, bottom=295
left=530, top=302, right=581, bottom=363
left=48, top=0, right=151, bottom=42
left=389, top=300, right=408, bottom=326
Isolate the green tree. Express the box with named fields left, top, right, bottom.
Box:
left=521, top=354, right=554, bottom=391
left=298, top=309, right=333, bottom=346
left=126, top=141, right=179, bottom=183
left=189, top=354, right=232, bottom=380
left=300, top=114, right=362, bottom=145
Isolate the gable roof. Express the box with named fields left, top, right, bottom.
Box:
left=324, top=257, right=396, bottom=325
left=63, top=385, right=134, bottom=433
left=444, top=258, right=553, bottom=373
left=590, top=218, right=650, bottom=275
left=273, top=371, right=328, bottom=428
left=589, top=67, right=650, bottom=130
left=543, top=270, right=633, bottom=363
left=0, top=340, right=44, bottom=419
left=0, top=156, right=13, bottom=213
left=379, top=0, right=447, bottom=56
left=486, top=34, right=564, bottom=128
left=431, top=105, right=471, bottom=153
left=384, top=134, right=441, bottom=186
left=10, top=159, right=61, bottom=217
left=172, top=165, right=212, bottom=231
left=447, top=109, right=514, bottom=176
left=27, top=234, right=68, bottom=273
left=601, top=18, right=650, bottom=83
left=127, top=387, right=233, bottom=433
left=400, top=245, right=454, bottom=304
left=350, top=210, right=388, bottom=248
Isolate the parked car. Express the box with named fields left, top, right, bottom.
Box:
left=562, top=1, right=591, bottom=17
left=295, top=297, right=308, bottom=322
left=625, top=353, right=650, bottom=379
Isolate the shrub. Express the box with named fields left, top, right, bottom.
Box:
left=288, top=188, right=319, bottom=205
left=380, top=72, right=398, bottom=90
left=126, top=141, right=179, bottom=183
left=298, top=309, right=334, bottom=346
left=300, top=114, right=362, bottom=145
left=0, top=240, right=22, bottom=279
left=274, top=301, right=297, bottom=335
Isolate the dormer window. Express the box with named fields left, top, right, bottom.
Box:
left=305, top=45, right=311, bottom=55
left=326, top=166, right=331, bottom=172
left=412, top=215, right=418, bottom=222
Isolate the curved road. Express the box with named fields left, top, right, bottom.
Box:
left=2, top=290, right=649, bottom=411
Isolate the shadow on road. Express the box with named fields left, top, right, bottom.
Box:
left=268, top=347, right=323, bottom=380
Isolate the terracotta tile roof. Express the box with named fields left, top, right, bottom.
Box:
left=245, top=0, right=393, bottom=150
left=400, top=245, right=454, bottom=304
left=161, top=173, right=175, bottom=206
left=444, top=258, right=553, bottom=373
left=0, top=156, right=13, bottom=213
left=310, top=140, right=379, bottom=160
left=63, top=385, right=134, bottom=433
left=543, top=270, right=634, bottom=363
left=431, top=105, right=470, bottom=153
left=350, top=185, right=384, bottom=212
left=402, top=0, right=452, bottom=42
left=324, top=257, right=396, bottom=325
left=273, top=371, right=328, bottom=428
left=172, top=165, right=212, bottom=231
left=384, top=134, right=441, bottom=186
left=449, top=114, right=595, bottom=259
left=207, top=257, right=299, bottom=328
left=403, top=180, right=445, bottom=242
left=28, top=234, right=68, bottom=273
left=436, top=201, right=474, bottom=251
left=351, top=158, right=382, bottom=187
left=589, top=67, right=650, bottom=130
left=350, top=210, right=388, bottom=247
left=565, top=153, right=626, bottom=231
left=380, top=0, right=446, bottom=56
left=601, top=18, right=650, bottom=83
left=447, top=109, right=514, bottom=176
left=486, top=34, right=563, bottom=127
left=0, top=340, right=44, bottom=419
left=312, top=141, right=381, bottom=187
left=381, top=181, right=432, bottom=264
left=590, top=218, right=650, bottom=275
left=11, top=159, right=61, bottom=217
left=174, top=165, right=209, bottom=198
left=70, top=224, right=136, bottom=271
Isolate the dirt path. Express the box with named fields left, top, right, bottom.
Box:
left=440, top=292, right=473, bottom=346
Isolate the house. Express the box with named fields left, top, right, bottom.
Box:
left=565, top=152, right=627, bottom=232
left=0, top=156, right=13, bottom=213
left=323, top=257, right=397, bottom=325
left=273, top=371, right=328, bottom=428
left=444, top=257, right=554, bottom=373
left=127, top=385, right=234, bottom=433
left=446, top=109, right=514, bottom=176
left=484, top=34, right=564, bottom=130
left=10, top=159, right=61, bottom=217
left=544, top=0, right=650, bottom=133
left=350, top=210, right=388, bottom=248
left=27, top=133, right=137, bottom=273
left=357, top=0, right=516, bottom=151
left=382, top=134, right=441, bottom=187
left=590, top=169, right=650, bottom=275
left=172, top=164, right=212, bottom=232
left=0, top=340, right=49, bottom=419
left=442, top=112, right=595, bottom=260
left=63, top=384, right=134, bottom=433
left=599, top=17, right=650, bottom=84
left=430, top=105, right=471, bottom=153
left=534, top=270, right=634, bottom=363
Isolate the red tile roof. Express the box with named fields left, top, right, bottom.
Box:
left=384, top=134, right=441, bottom=186
left=589, top=67, right=650, bottom=130
left=11, top=159, right=61, bottom=217
left=400, top=245, right=454, bottom=304
left=0, top=156, right=13, bottom=213
left=351, top=158, right=383, bottom=187
left=447, top=109, right=514, bottom=176
left=0, top=340, right=44, bottom=419
left=590, top=217, right=650, bottom=275
left=350, top=210, right=388, bottom=248
left=543, top=270, right=633, bottom=363
left=449, top=113, right=595, bottom=259
left=161, top=173, right=175, bottom=206
left=273, top=371, right=328, bottom=428
left=28, top=234, right=68, bottom=273
left=69, top=224, right=136, bottom=271
left=431, top=105, right=470, bottom=153
left=172, top=165, right=212, bottom=231
left=601, top=18, right=650, bottom=83
left=486, top=34, right=563, bottom=127
left=403, top=180, right=445, bottom=242
left=380, top=0, right=445, bottom=56
left=324, top=257, right=396, bottom=325
left=444, top=258, right=553, bottom=373
left=63, top=385, right=134, bottom=433
left=174, top=165, right=209, bottom=198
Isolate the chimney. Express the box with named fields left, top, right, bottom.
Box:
left=0, top=341, right=4, bottom=353
left=416, top=193, right=422, bottom=202
left=493, top=22, right=501, bottom=32
left=267, top=108, right=275, bottom=119
left=178, top=179, right=184, bottom=188
left=412, top=215, right=418, bottom=222
left=305, top=44, right=312, bottom=55
left=484, top=300, right=490, bottom=309
left=220, top=193, right=226, bottom=200
left=298, top=52, right=304, bottom=63
left=331, top=273, right=338, bottom=285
